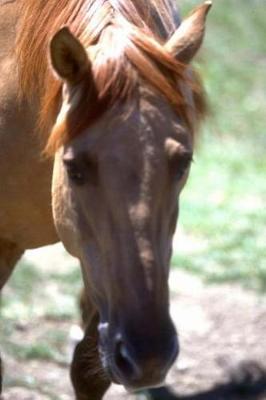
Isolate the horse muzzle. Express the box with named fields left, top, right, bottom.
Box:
left=98, top=319, right=179, bottom=390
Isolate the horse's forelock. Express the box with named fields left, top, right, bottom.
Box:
left=17, top=0, right=207, bottom=155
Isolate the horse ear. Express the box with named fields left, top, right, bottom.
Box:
left=50, top=27, right=90, bottom=84
left=165, top=1, right=212, bottom=64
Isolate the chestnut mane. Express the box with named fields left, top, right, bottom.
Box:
left=16, top=0, right=207, bottom=154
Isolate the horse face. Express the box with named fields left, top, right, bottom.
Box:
left=52, top=88, right=192, bottom=388
left=50, top=1, right=210, bottom=388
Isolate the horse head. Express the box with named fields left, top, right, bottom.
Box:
left=49, top=2, right=211, bottom=390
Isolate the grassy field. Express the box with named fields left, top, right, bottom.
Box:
left=174, top=0, right=266, bottom=291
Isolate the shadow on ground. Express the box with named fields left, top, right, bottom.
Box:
left=146, top=362, right=266, bottom=400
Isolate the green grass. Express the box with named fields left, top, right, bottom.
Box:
left=1, top=259, right=81, bottom=321
left=0, top=257, right=81, bottom=370
left=173, top=0, right=266, bottom=291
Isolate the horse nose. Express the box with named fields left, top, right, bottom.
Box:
left=113, top=335, right=141, bottom=382
left=112, top=332, right=179, bottom=388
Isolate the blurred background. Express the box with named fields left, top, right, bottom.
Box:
left=175, top=0, right=266, bottom=291
left=1, top=1, right=266, bottom=399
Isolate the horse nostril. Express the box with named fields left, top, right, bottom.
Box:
left=114, top=336, right=141, bottom=381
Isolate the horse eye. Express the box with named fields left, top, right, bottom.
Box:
left=176, top=165, right=189, bottom=180
left=63, top=161, right=86, bottom=185
left=171, top=153, right=193, bottom=180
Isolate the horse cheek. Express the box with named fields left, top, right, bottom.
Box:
left=52, top=151, right=81, bottom=257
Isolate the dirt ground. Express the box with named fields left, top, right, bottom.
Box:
left=1, top=267, right=266, bottom=400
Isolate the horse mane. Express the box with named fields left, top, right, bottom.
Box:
left=16, top=0, right=207, bottom=154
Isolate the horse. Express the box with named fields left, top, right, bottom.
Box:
left=0, top=0, right=211, bottom=398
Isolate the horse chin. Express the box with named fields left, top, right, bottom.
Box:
left=116, top=374, right=166, bottom=392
